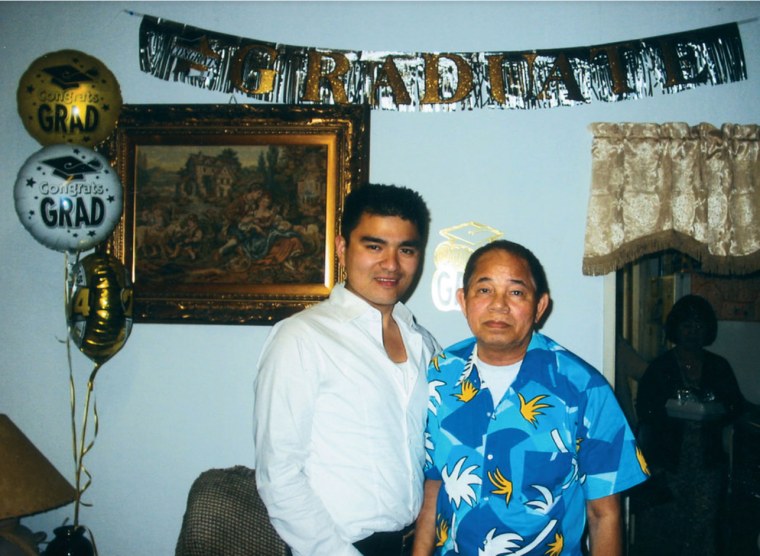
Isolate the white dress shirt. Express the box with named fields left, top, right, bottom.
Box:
left=254, top=283, right=440, bottom=556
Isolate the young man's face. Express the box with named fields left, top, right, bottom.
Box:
left=336, top=213, right=422, bottom=314
left=457, top=249, right=549, bottom=365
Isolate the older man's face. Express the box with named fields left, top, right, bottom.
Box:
left=457, top=249, right=549, bottom=366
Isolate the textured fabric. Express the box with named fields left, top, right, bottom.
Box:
left=175, top=466, right=290, bottom=556
left=254, top=283, right=440, bottom=556
left=425, top=334, right=648, bottom=556
left=632, top=349, right=744, bottom=555
left=631, top=424, right=724, bottom=556
left=583, top=122, right=760, bottom=276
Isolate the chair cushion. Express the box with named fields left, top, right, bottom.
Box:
left=175, top=465, right=289, bottom=556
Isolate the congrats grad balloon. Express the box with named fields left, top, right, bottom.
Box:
left=14, top=144, right=123, bottom=253
left=68, top=252, right=133, bottom=365
left=17, top=50, right=122, bottom=148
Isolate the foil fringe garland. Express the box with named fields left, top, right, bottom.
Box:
left=137, top=15, right=746, bottom=112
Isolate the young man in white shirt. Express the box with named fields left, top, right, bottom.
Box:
left=254, top=184, right=440, bottom=556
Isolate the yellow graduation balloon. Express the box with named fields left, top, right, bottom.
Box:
left=17, top=50, right=122, bottom=148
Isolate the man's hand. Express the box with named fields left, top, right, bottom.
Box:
left=412, top=480, right=441, bottom=556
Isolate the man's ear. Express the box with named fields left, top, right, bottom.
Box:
left=335, top=235, right=346, bottom=266
left=456, top=288, right=467, bottom=315
left=535, top=292, right=550, bottom=324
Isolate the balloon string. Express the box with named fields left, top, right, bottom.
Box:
left=123, top=9, right=146, bottom=18
left=64, top=252, right=80, bottom=519
left=74, top=363, right=101, bottom=528
left=64, top=251, right=102, bottom=532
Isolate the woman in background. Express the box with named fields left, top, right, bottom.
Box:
left=634, top=295, right=745, bottom=556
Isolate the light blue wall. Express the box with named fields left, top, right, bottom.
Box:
left=2, top=2, right=758, bottom=554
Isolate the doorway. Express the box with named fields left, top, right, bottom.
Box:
left=613, top=251, right=695, bottom=428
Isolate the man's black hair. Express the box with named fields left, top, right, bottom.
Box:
left=340, top=184, right=430, bottom=244
left=461, top=239, right=550, bottom=299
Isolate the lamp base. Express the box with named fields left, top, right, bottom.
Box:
left=0, top=518, right=41, bottom=556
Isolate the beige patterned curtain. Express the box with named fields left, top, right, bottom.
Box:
left=583, top=122, right=760, bottom=276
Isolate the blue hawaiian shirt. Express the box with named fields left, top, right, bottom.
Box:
left=425, top=333, right=648, bottom=556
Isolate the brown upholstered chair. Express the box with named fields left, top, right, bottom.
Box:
left=175, top=466, right=290, bottom=556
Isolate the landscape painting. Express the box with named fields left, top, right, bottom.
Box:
left=134, top=143, right=328, bottom=287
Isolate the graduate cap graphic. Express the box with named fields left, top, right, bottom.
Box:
left=439, top=222, right=503, bottom=247
left=42, top=64, right=96, bottom=90
left=42, top=156, right=103, bottom=180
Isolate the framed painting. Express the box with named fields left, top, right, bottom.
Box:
left=100, top=104, right=370, bottom=324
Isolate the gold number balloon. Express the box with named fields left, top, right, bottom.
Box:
left=17, top=50, right=122, bottom=148
left=68, top=253, right=133, bottom=366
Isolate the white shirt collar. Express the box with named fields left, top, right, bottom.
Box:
left=329, top=282, right=417, bottom=329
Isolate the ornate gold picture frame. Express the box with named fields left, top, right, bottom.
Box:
left=100, top=104, right=370, bottom=324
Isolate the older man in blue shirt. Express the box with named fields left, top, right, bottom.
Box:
left=413, top=240, right=648, bottom=556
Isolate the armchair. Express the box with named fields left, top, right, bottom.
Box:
left=175, top=466, right=289, bottom=556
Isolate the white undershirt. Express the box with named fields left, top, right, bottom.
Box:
left=476, top=353, right=522, bottom=406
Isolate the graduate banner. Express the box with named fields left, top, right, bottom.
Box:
left=138, top=15, right=746, bottom=112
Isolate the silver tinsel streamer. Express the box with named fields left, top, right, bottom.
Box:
left=137, top=15, right=746, bottom=112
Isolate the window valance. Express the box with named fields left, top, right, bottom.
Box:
left=583, top=122, right=760, bottom=276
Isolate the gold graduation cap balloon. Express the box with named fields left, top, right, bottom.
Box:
left=17, top=50, right=122, bottom=148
